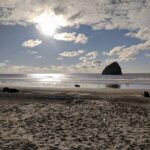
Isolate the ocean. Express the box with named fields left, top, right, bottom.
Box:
left=0, top=73, right=150, bottom=89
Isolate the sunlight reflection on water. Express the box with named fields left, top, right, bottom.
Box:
left=0, top=73, right=150, bottom=89
left=29, top=74, right=65, bottom=82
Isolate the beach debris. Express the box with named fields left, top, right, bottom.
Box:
left=143, top=91, right=150, bottom=97
left=75, top=84, right=80, bottom=88
left=2, top=87, right=19, bottom=93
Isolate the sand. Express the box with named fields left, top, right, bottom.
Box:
left=0, top=87, right=150, bottom=150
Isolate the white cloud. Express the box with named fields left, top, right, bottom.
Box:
left=103, top=46, right=126, bottom=56
left=54, top=32, right=88, bottom=44
left=57, top=57, right=63, bottom=60
left=4, top=60, right=10, bottom=63
left=74, top=33, right=88, bottom=44
left=79, top=57, right=88, bottom=63
left=0, top=63, right=102, bottom=73
left=54, top=32, right=76, bottom=42
left=79, top=51, right=99, bottom=64
left=125, top=28, right=150, bottom=41
left=36, top=55, right=42, bottom=59
left=103, top=40, right=150, bottom=61
left=60, top=50, right=85, bottom=57
left=71, top=59, right=101, bottom=72
left=27, top=50, right=38, bottom=55
left=86, top=51, right=98, bottom=59
left=0, top=60, right=10, bottom=67
left=22, top=39, right=42, bottom=48
left=145, top=53, right=150, bottom=57
left=0, top=63, right=6, bottom=67
left=104, top=58, right=122, bottom=66
left=77, top=50, right=101, bottom=71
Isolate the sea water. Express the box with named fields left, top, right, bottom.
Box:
left=0, top=73, right=150, bottom=89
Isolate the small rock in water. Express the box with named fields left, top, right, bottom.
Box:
left=75, top=84, right=80, bottom=88
left=143, top=91, right=150, bottom=97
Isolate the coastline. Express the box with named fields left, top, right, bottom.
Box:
left=0, top=86, right=150, bottom=149
left=0, top=86, right=150, bottom=106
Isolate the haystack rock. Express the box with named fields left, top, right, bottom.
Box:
left=102, top=62, right=122, bottom=75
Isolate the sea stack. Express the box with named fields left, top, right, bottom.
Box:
left=102, top=62, right=122, bottom=75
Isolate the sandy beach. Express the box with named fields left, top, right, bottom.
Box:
left=0, top=87, right=150, bottom=150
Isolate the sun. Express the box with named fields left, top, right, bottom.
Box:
left=34, top=11, right=66, bottom=36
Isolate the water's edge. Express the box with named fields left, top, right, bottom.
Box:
left=0, top=73, right=150, bottom=89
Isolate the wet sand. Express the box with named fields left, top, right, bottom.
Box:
left=0, top=87, right=150, bottom=150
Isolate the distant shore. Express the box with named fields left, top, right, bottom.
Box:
left=0, top=86, right=150, bottom=149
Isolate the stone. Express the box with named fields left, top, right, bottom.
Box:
left=75, top=84, right=80, bottom=88
left=8, top=88, right=19, bottom=93
left=143, top=91, right=150, bottom=97
left=106, top=84, right=120, bottom=88
left=102, top=62, right=122, bottom=75
left=2, top=87, right=19, bottom=93
left=2, top=87, right=10, bottom=92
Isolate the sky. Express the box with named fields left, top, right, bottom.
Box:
left=0, top=0, right=150, bottom=73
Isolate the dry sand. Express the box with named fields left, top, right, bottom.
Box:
left=0, top=87, right=150, bottom=150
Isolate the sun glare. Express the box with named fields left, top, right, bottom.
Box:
left=34, top=11, right=66, bottom=36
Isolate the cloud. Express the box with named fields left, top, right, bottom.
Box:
left=22, top=39, right=42, bottom=48
left=27, top=50, right=38, bottom=55
left=103, top=40, right=150, bottom=61
left=0, top=63, right=6, bottom=67
left=54, top=32, right=76, bottom=42
left=1, top=0, right=150, bottom=63
left=54, top=32, right=88, bottom=44
left=74, top=33, right=88, bottom=44
left=1, top=1, right=150, bottom=32
left=79, top=51, right=99, bottom=63
left=57, top=57, right=63, bottom=60
left=86, top=51, right=98, bottom=59
left=36, top=55, right=42, bottom=59
left=4, top=60, right=10, bottom=63
left=145, top=53, right=150, bottom=57
left=125, top=28, right=150, bottom=41
left=0, top=50, right=101, bottom=73
left=0, top=60, right=10, bottom=67
left=93, top=60, right=101, bottom=66
left=77, top=50, right=101, bottom=71
left=0, top=63, right=102, bottom=73
left=60, top=50, right=85, bottom=57
left=104, top=58, right=122, bottom=66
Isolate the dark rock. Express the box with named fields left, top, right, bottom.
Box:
left=9, top=88, right=19, bottom=93
left=75, top=84, right=80, bottom=88
left=3, top=87, right=10, bottom=92
left=102, top=62, right=122, bottom=75
left=2, top=87, right=19, bottom=93
left=106, top=84, right=120, bottom=88
left=143, top=91, right=150, bottom=97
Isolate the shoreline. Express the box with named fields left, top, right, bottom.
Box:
left=1, top=85, right=149, bottom=93
left=0, top=86, right=150, bottom=109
